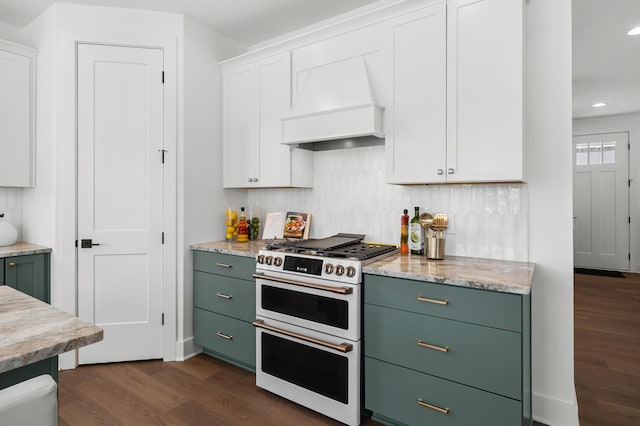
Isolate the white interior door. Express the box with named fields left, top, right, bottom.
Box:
left=77, top=43, right=164, bottom=364
left=573, top=132, right=630, bottom=271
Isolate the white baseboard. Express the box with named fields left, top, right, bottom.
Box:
left=175, top=336, right=202, bottom=361
left=58, top=352, right=76, bottom=371
left=533, top=392, right=580, bottom=426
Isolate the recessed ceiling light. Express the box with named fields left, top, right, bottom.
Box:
left=592, top=102, right=607, bottom=108
left=627, top=26, right=640, bottom=36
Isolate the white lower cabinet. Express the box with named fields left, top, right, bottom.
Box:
left=385, top=0, right=524, bottom=184
left=222, top=52, right=312, bottom=188
left=0, top=40, right=37, bottom=187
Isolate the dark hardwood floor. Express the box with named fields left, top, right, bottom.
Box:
left=574, top=271, right=640, bottom=426
left=58, top=272, right=640, bottom=425
left=58, top=355, right=380, bottom=426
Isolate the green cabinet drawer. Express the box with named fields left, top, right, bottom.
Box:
left=194, top=308, right=255, bottom=369
left=365, top=304, right=521, bottom=399
left=0, top=259, right=4, bottom=284
left=365, top=357, right=521, bottom=426
left=364, top=274, right=521, bottom=331
left=194, top=271, right=255, bottom=322
left=193, top=250, right=255, bottom=281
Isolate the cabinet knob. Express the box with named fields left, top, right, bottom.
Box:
left=437, top=169, right=444, bottom=175
left=248, top=178, right=252, bottom=182
left=8, top=262, right=16, bottom=268
left=253, top=177, right=258, bottom=182
left=447, top=168, right=455, bottom=175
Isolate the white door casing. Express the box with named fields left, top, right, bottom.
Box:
left=573, top=132, right=630, bottom=271
left=77, top=43, right=165, bottom=363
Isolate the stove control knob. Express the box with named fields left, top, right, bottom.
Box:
left=257, top=255, right=265, bottom=264
left=265, top=256, right=273, bottom=265
left=335, top=265, right=345, bottom=276
left=273, top=257, right=283, bottom=267
left=324, top=263, right=334, bottom=274
left=346, top=266, right=357, bottom=278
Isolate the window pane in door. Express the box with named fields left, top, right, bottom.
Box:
left=603, top=141, right=616, bottom=164
left=589, top=142, right=602, bottom=164
left=576, top=143, right=589, bottom=166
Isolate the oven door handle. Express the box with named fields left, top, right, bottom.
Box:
left=253, top=319, right=353, bottom=353
left=252, top=273, right=353, bottom=295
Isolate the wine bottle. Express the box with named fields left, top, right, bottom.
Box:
left=400, top=209, right=409, bottom=255
left=409, top=206, right=424, bottom=255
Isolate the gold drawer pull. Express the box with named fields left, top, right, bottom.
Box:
left=216, top=332, right=233, bottom=340
left=8, top=262, right=16, bottom=268
left=417, top=340, right=449, bottom=353
left=417, top=295, right=448, bottom=305
left=216, top=262, right=232, bottom=268
left=215, top=292, right=233, bottom=300
left=417, top=399, right=450, bottom=414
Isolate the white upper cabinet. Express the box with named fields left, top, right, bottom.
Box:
left=0, top=40, right=37, bottom=187
left=446, top=0, right=524, bottom=183
left=386, top=0, right=524, bottom=184
left=222, top=52, right=312, bottom=188
left=384, top=3, right=447, bottom=184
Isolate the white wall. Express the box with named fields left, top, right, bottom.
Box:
left=527, top=0, right=579, bottom=425
left=0, top=19, right=23, bottom=43
left=179, top=16, right=246, bottom=359
left=574, top=112, right=640, bottom=272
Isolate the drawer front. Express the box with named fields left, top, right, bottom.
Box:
left=194, top=271, right=255, bottom=322
left=364, top=273, right=521, bottom=331
left=365, top=304, right=521, bottom=399
left=194, top=308, right=255, bottom=368
left=0, top=259, right=4, bottom=284
left=193, top=250, right=255, bottom=281
left=365, top=357, right=522, bottom=426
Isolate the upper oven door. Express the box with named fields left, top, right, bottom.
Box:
left=254, top=271, right=360, bottom=341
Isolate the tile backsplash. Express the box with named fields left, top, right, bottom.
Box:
left=0, top=188, right=23, bottom=240
left=248, top=145, right=528, bottom=261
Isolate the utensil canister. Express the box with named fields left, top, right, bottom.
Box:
left=428, top=238, right=445, bottom=260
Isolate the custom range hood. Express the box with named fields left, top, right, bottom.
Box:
left=282, top=55, right=385, bottom=146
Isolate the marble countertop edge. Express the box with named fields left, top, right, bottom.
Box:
left=0, top=242, right=52, bottom=258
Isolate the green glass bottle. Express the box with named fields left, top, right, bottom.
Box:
left=409, top=206, right=424, bottom=255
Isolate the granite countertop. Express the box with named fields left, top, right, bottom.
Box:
left=364, top=254, right=534, bottom=294
left=0, top=286, right=103, bottom=374
left=191, top=240, right=534, bottom=295
left=191, top=240, right=266, bottom=258
left=0, top=242, right=52, bottom=259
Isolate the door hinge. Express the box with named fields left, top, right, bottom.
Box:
left=628, top=142, right=631, bottom=150
left=162, top=71, right=165, bottom=84
left=75, top=239, right=78, bottom=247
left=629, top=179, right=632, bottom=187
left=162, top=313, right=165, bottom=325
left=162, top=232, right=165, bottom=244
left=629, top=217, right=631, bottom=224
left=158, top=149, right=167, bottom=164
left=629, top=253, right=632, bottom=260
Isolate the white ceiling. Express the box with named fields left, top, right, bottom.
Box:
left=573, top=0, right=640, bottom=119
left=0, top=0, right=380, bottom=47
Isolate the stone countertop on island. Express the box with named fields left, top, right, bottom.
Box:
left=0, top=242, right=52, bottom=259
left=363, top=254, right=534, bottom=295
left=190, top=240, right=266, bottom=258
left=0, top=286, right=103, bottom=374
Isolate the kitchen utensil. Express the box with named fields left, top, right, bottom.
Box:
left=432, top=213, right=448, bottom=239
left=419, top=213, right=433, bottom=240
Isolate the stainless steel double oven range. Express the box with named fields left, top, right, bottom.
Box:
left=253, top=234, right=398, bottom=426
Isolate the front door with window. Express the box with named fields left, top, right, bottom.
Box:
left=573, top=132, right=630, bottom=271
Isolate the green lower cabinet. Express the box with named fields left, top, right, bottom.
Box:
left=194, top=308, right=255, bottom=369
left=365, top=303, right=521, bottom=399
left=0, top=253, right=57, bottom=390
left=365, top=357, right=521, bottom=426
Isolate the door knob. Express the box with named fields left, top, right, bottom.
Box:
left=80, top=239, right=101, bottom=248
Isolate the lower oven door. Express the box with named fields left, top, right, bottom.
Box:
left=255, top=271, right=360, bottom=341
left=254, top=316, right=360, bottom=426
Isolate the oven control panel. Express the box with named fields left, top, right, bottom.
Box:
left=256, top=250, right=362, bottom=284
